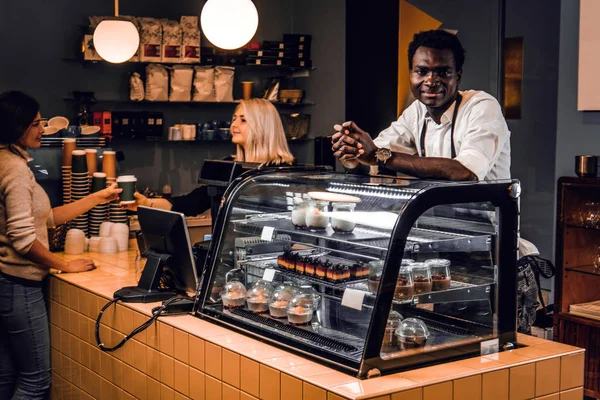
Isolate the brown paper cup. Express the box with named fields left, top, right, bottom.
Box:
left=85, top=149, right=98, bottom=177
left=62, top=139, right=77, bottom=166
left=102, top=151, right=117, bottom=179
left=242, top=81, right=253, bottom=100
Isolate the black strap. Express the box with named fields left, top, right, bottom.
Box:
left=419, top=93, right=463, bottom=158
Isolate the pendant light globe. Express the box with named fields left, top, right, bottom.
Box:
left=201, top=0, right=259, bottom=50
left=93, top=19, right=140, bottom=63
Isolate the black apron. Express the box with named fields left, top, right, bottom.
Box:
left=419, top=93, right=463, bottom=159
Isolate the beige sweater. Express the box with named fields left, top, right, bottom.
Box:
left=0, top=144, right=54, bottom=281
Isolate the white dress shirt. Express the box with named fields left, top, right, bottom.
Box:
left=373, top=90, right=511, bottom=180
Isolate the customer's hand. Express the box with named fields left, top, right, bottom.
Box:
left=63, top=259, right=96, bottom=273
left=331, top=121, right=377, bottom=166
left=93, top=183, right=122, bottom=204
left=120, top=192, right=151, bottom=211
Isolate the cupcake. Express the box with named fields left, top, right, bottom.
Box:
left=269, top=284, right=298, bottom=318
left=246, top=280, right=274, bottom=313
left=220, top=281, right=247, bottom=309
left=286, top=293, right=316, bottom=325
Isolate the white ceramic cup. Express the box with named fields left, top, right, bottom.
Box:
left=99, top=222, right=114, bottom=237
left=64, top=232, right=85, bottom=255
left=111, top=233, right=129, bottom=252
left=99, top=237, right=118, bottom=254
left=88, top=236, right=102, bottom=252
left=110, top=223, right=129, bottom=236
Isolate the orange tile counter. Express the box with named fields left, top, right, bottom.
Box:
left=48, top=250, right=585, bottom=400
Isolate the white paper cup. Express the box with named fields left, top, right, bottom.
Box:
left=111, top=233, right=129, bottom=252
left=99, top=222, right=114, bottom=237
left=99, top=237, right=118, bottom=254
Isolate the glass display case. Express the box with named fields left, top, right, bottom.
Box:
left=194, top=167, right=520, bottom=378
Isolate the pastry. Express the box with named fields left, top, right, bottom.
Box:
left=431, top=273, right=451, bottom=291
left=287, top=306, right=313, bottom=325
left=413, top=275, right=432, bottom=294
left=269, top=300, right=289, bottom=318
left=394, top=276, right=415, bottom=300
left=246, top=294, right=269, bottom=313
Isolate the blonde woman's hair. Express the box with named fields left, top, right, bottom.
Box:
left=234, top=98, right=295, bottom=165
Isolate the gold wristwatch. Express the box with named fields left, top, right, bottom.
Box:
left=375, top=147, right=393, bottom=168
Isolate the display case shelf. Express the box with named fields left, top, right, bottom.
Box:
left=564, top=264, right=600, bottom=277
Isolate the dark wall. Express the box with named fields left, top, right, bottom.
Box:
left=345, top=0, right=399, bottom=137
left=505, top=0, right=560, bottom=266
left=0, top=0, right=346, bottom=198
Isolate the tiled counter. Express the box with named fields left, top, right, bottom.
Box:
left=48, top=250, right=585, bottom=400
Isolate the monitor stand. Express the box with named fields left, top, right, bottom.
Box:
left=113, top=250, right=177, bottom=303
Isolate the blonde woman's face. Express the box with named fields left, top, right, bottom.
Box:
left=231, top=105, right=248, bottom=147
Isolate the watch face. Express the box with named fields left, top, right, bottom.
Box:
left=376, top=148, right=392, bottom=162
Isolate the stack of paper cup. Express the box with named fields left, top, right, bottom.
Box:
left=101, top=150, right=117, bottom=180
left=89, top=172, right=108, bottom=236
left=110, top=175, right=135, bottom=224
left=61, top=165, right=71, bottom=205
left=71, top=150, right=89, bottom=235
left=62, top=138, right=77, bottom=167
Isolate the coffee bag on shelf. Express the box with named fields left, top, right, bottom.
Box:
left=140, top=18, right=162, bottom=62
left=214, top=66, right=235, bottom=102
left=145, top=64, right=168, bottom=101
left=180, top=16, right=201, bottom=64
left=192, top=66, right=216, bottom=101
left=161, top=20, right=182, bottom=63
left=170, top=66, right=193, bottom=102
left=130, top=72, right=145, bottom=101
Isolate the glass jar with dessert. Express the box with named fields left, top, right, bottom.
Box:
left=395, top=318, right=430, bottom=350
left=394, top=265, right=414, bottom=300
left=269, top=284, right=298, bottom=318
left=331, top=202, right=356, bottom=233
left=382, top=310, right=403, bottom=349
left=220, top=281, right=247, bottom=309
left=410, top=263, right=432, bottom=294
left=287, top=293, right=317, bottom=325
left=425, top=259, right=452, bottom=291
left=305, top=199, right=329, bottom=230
left=291, top=197, right=307, bottom=228
left=246, top=280, right=274, bottom=313
left=367, top=260, right=384, bottom=294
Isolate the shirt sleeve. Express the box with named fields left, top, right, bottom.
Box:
left=454, top=97, right=511, bottom=181
left=373, top=104, right=419, bottom=156
left=2, top=162, right=37, bottom=254
left=168, top=186, right=212, bottom=217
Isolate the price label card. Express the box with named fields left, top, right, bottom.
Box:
left=261, top=226, right=275, bottom=241
left=262, top=268, right=276, bottom=282
left=341, top=288, right=366, bottom=311
left=480, top=338, right=499, bottom=356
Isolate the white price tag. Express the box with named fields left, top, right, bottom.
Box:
left=480, top=338, right=499, bottom=356
left=261, top=226, right=275, bottom=241
left=341, top=288, right=366, bottom=311
left=262, top=268, right=276, bottom=282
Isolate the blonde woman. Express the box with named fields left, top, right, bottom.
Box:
left=123, top=98, right=295, bottom=216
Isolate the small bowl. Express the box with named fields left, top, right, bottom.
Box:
left=81, top=126, right=101, bottom=137
left=48, top=116, right=69, bottom=130
left=43, top=126, right=60, bottom=137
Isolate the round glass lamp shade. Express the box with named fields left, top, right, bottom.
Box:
left=93, top=19, right=140, bottom=63
left=201, top=0, right=259, bottom=50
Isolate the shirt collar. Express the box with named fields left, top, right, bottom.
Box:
left=424, top=97, right=460, bottom=125
left=0, top=143, right=33, bottom=162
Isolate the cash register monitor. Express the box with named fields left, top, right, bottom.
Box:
left=113, top=206, right=198, bottom=303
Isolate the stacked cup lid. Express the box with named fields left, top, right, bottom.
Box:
left=71, top=150, right=90, bottom=235
left=89, top=172, right=108, bottom=236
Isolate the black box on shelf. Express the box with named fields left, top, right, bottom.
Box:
left=129, top=111, right=148, bottom=139
left=147, top=112, right=164, bottom=138
left=247, top=57, right=291, bottom=67
left=283, top=34, right=312, bottom=45
left=111, top=111, right=126, bottom=138
left=261, top=41, right=295, bottom=51
left=290, top=59, right=313, bottom=69
left=289, top=50, right=310, bottom=60
left=249, top=49, right=292, bottom=59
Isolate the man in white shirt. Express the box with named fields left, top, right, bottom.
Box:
left=332, top=30, right=511, bottom=181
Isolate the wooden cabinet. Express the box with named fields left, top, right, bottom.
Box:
left=554, top=176, right=600, bottom=398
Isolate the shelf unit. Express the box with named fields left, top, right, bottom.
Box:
left=554, top=176, right=600, bottom=398
left=63, top=97, right=316, bottom=107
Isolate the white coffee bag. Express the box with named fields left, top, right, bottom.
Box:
left=214, top=66, right=235, bottom=102
left=192, top=66, right=216, bottom=102
left=180, top=16, right=201, bottom=64
left=140, top=18, right=162, bottom=62
left=161, top=20, right=182, bottom=63
left=130, top=72, right=145, bottom=101
left=145, top=64, right=168, bottom=101
left=169, top=66, right=193, bottom=102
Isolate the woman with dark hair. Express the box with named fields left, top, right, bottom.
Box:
left=0, top=91, right=120, bottom=399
